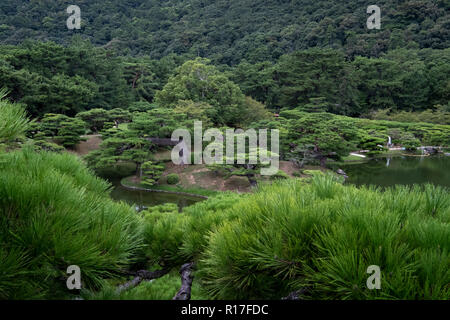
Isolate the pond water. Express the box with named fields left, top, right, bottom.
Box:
left=102, top=156, right=449, bottom=210
left=334, top=156, right=450, bottom=188
left=106, top=177, right=204, bottom=211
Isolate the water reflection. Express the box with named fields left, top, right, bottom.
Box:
left=106, top=178, right=204, bottom=211
left=334, top=156, right=450, bottom=188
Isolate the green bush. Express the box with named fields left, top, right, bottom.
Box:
left=0, top=149, right=145, bottom=299
left=141, top=193, right=242, bottom=267
left=30, top=139, right=65, bottom=153
left=166, top=173, right=180, bottom=185
left=0, top=90, right=30, bottom=145
left=269, top=170, right=290, bottom=180
left=401, top=133, right=421, bottom=151
left=142, top=211, right=187, bottom=267
left=139, top=177, right=449, bottom=299
left=197, top=178, right=449, bottom=300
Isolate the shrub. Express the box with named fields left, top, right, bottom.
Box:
left=0, top=149, right=144, bottom=299
left=0, top=90, right=30, bottom=145
left=141, top=161, right=165, bottom=187
left=141, top=210, right=189, bottom=267
left=401, top=133, right=421, bottom=151
left=196, top=178, right=449, bottom=300
left=166, top=173, right=180, bottom=185
left=30, top=139, right=65, bottom=153
left=269, top=170, right=290, bottom=180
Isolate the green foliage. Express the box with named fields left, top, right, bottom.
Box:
left=197, top=178, right=449, bottom=300
left=269, top=170, right=290, bottom=180
left=29, top=113, right=86, bottom=148
left=128, top=109, right=187, bottom=138
left=85, top=130, right=152, bottom=178
left=277, top=111, right=450, bottom=163
left=298, top=97, right=331, bottom=113
left=30, top=139, right=65, bottom=153
left=233, top=48, right=450, bottom=117
left=0, top=149, right=144, bottom=299
left=400, top=133, right=421, bottom=151
left=1, top=1, right=448, bottom=64
left=166, top=174, right=180, bottom=185
left=0, top=90, right=30, bottom=145
left=275, top=50, right=360, bottom=115
left=140, top=193, right=243, bottom=268
left=156, top=58, right=270, bottom=127
left=284, top=112, right=359, bottom=166
left=142, top=211, right=188, bottom=267
left=76, top=108, right=112, bottom=133
left=1, top=0, right=449, bottom=301
left=138, top=177, right=449, bottom=300
left=145, top=203, right=179, bottom=215
left=76, top=108, right=132, bottom=133
left=0, top=4, right=448, bottom=121
left=0, top=41, right=132, bottom=117
left=141, top=161, right=165, bottom=187
left=207, top=144, right=279, bottom=187
left=371, top=105, right=450, bottom=125
left=358, top=135, right=387, bottom=156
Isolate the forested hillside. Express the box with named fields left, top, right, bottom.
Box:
left=1, top=1, right=449, bottom=303
left=0, top=0, right=449, bottom=119
left=1, top=41, right=449, bottom=120
left=0, top=0, right=449, bottom=64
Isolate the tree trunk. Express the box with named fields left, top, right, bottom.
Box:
left=247, top=174, right=258, bottom=188
left=136, top=163, right=142, bottom=178
left=116, top=268, right=170, bottom=294
left=173, top=263, right=195, bottom=300
left=319, top=157, right=327, bottom=168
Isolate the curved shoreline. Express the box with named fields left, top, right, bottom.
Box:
left=120, top=179, right=209, bottom=199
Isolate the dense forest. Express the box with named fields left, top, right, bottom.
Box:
left=1, top=0, right=449, bottom=63
left=0, top=0, right=449, bottom=302
left=0, top=0, right=449, bottom=120
left=0, top=41, right=449, bottom=121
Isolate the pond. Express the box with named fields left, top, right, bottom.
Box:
left=334, top=155, right=450, bottom=188
left=106, top=177, right=205, bottom=211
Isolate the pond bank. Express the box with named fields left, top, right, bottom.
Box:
left=106, top=177, right=205, bottom=211
left=120, top=178, right=209, bottom=199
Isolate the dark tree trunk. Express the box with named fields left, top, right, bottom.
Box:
left=116, top=268, right=170, bottom=294
left=319, top=157, right=327, bottom=168
left=173, top=263, right=195, bottom=300
left=247, top=174, right=258, bottom=188
left=136, top=163, right=142, bottom=178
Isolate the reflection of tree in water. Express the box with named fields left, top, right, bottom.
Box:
left=340, top=157, right=450, bottom=188
left=177, top=198, right=189, bottom=213
left=109, top=182, right=202, bottom=212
